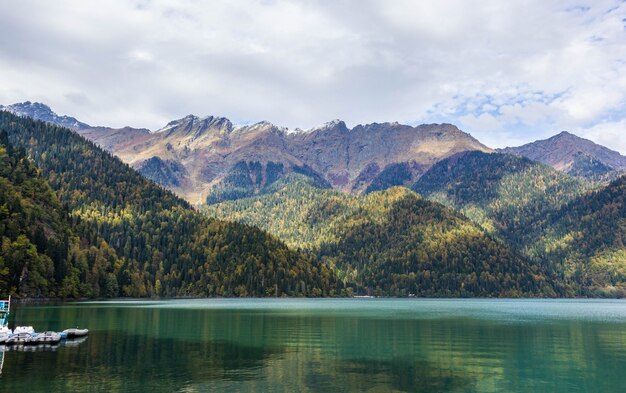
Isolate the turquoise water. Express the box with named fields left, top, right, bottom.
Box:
left=1, top=299, right=625, bottom=392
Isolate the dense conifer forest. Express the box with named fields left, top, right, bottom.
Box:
left=526, top=174, right=626, bottom=296
left=0, top=112, right=338, bottom=298
left=413, top=151, right=590, bottom=248
left=209, top=154, right=626, bottom=297
left=206, top=175, right=555, bottom=297
left=413, top=151, right=625, bottom=296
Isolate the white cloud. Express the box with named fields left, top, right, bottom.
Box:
left=0, top=0, right=625, bottom=152
left=579, top=119, right=626, bottom=153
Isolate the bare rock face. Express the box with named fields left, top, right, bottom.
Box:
left=1, top=102, right=491, bottom=204
left=137, top=156, right=190, bottom=189
left=499, top=132, right=626, bottom=181
left=128, top=118, right=489, bottom=202
left=287, top=121, right=490, bottom=192
left=287, top=120, right=352, bottom=189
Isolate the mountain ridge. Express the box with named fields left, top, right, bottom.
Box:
left=0, top=101, right=91, bottom=130
left=499, top=131, right=626, bottom=181
left=6, top=100, right=624, bottom=203
left=1, top=101, right=490, bottom=202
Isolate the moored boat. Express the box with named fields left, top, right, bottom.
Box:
left=0, top=327, right=11, bottom=344
left=0, top=297, right=88, bottom=349
left=13, top=326, right=35, bottom=335
left=62, top=328, right=89, bottom=338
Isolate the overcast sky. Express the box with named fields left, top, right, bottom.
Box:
left=0, top=0, right=625, bottom=151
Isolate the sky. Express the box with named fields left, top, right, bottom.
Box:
left=0, top=0, right=625, bottom=151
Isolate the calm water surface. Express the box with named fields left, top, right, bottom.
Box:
left=1, top=299, right=625, bottom=392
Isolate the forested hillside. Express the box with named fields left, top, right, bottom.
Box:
left=526, top=174, right=626, bottom=296
left=0, top=112, right=339, bottom=298
left=206, top=175, right=555, bottom=297
left=413, top=151, right=589, bottom=245
left=413, top=151, right=626, bottom=296
left=1, top=130, right=68, bottom=296
left=0, top=130, right=125, bottom=298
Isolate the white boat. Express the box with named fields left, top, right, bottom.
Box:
left=13, top=326, right=35, bottom=335
left=0, top=297, right=88, bottom=351
left=0, top=326, right=11, bottom=344
left=62, top=328, right=89, bottom=338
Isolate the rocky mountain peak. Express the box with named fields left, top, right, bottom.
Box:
left=550, top=131, right=578, bottom=140
left=183, top=114, right=200, bottom=121
left=325, top=119, right=346, bottom=127
left=14, top=101, right=614, bottom=202
left=201, top=116, right=233, bottom=131
left=249, top=120, right=276, bottom=129
left=499, top=130, right=626, bottom=180
left=155, top=116, right=193, bottom=133
left=2, top=101, right=51, bottom=114
left=155, top=114, right=234, bottom=136
left=423, top=123, right=464, bottom=134
left=1, top=101, right=91, bottom=130
left=233, top=121, right=289, bottom=136
left=308, top=119, right=349, bottom=133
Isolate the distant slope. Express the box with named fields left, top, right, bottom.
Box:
left=364, top=161, right=426, bottom=194
left=204, top=160, right=331, bottom=205
left=499, top=131, right=626, bottom=182
left=526, top=174, right=626, bottom=296
left=2, top=102, right=490, bottom=203
left=0, top=111, right=339, bottom=297
left=413, top=151, right=626, bottom=296
left=206, top=175, right=555, bottom=297
left=137, top=156, right=190, bottom=189
left=205, top=174, right=343, bottom=247
left=0, top=101, right=90, bottom=130
left=413, top=151, right=589, bottom=246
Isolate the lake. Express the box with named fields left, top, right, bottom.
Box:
left=1, top=299, right=625, bottom=392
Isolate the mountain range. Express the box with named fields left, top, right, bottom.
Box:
left=3, top=102, right=625, bottom=206
left=1, top=101, right=625, bottom=297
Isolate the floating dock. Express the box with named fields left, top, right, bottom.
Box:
left=0, top=296, right=88, bottom=347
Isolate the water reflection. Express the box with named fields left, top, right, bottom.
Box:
left=0, top=299, right=624, bottom=392
left=312, top=357, right=475, bottom=393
